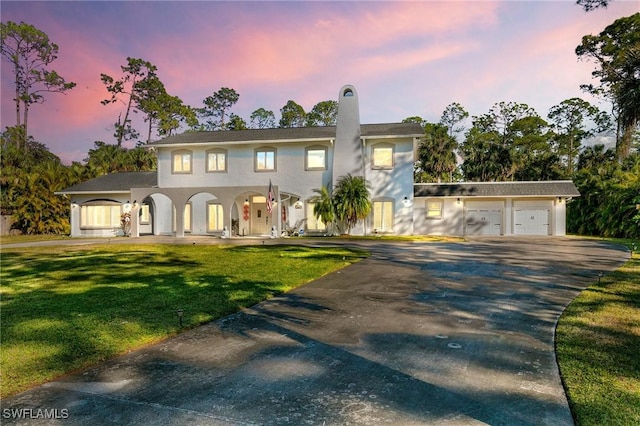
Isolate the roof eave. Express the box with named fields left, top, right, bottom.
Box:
left=55, top=190, right=132, bottom=195
left=147, top=137, right=335, bottom=148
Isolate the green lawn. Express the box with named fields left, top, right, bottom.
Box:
left=556, top=241, right=640, bottom=425
left=0, top=243, right=367, bottom=397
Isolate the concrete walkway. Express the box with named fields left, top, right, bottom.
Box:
left=2, top=237, right=629, bottom=425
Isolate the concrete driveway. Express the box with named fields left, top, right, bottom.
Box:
left=2, top=237, right=629, bottom=425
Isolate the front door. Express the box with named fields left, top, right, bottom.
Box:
left=251, top=195, right=271, bottom=235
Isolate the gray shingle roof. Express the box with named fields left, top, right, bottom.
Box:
left=414, top=181, right=580, bottom=198
left=147, top=123, right=424, bottom=146
left=58, top=172, right=157, bottom=194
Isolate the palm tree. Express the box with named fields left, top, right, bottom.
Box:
left=333, top=174, right=371, bottom=234
left=310, top=185, right=336, bottom=234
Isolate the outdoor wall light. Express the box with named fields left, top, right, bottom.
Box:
left=402, top=196, right=412, bottom=207
left=133, top=200, right=138, bottom=208
left=123, top=201, right=132, bottom=213
left=71, top=202, right=78, bottom=209
left=456, top=198, right=461, bottom=204
left=558, top=197, right=563, bottom=203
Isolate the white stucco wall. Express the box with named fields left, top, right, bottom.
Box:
left=68, top=193, right=130, bottom=237
left=412, top=196, right=568, bottom=237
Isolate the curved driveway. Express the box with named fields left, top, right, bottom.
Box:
left=3, top=237, right=629, bottom=425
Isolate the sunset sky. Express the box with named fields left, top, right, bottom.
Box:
left=1, top=1, right=637, bottom=164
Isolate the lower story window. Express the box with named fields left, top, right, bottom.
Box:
left=306, top=202, right=326, bottom=231
left=208, top=203, right=224, bottom=232
left=373, top=200, right=393, bottom=232
left=139, top=204, right=150, bottom=224
left=426, top=200, right=443, bottom=219
left=80, top=204, right=121, bottom=228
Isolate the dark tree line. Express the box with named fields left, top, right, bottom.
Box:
left=1, top=10, right=638, bottom=237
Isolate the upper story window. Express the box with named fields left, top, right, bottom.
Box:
left=255, top=147, right=276, bottom=172
left=372, top=143, right=394, bottom=169
left=206, top=149, right=227, bottom=172
left=172, top=149, right=192, bottom=174
left=305, top=146, right=327, bottom=170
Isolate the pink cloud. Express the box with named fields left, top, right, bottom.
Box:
left=2, top=0, right=637, bottom=164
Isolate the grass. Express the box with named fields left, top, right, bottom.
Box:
left=0, top=234, right=72, bottom=245
left=556, top=240, right=640, bottom=425
left=0, top=243, right=368, bottom=398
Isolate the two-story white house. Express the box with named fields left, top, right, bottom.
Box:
left=59, top=84, right=579, bottom=239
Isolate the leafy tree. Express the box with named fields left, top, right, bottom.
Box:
left=460, top=102, right=539, bottom=181
left=510, top=116, right=562, bottom=180
left=578, top=144, right=616, bottom=170
left=101, top=57, right=158, bottom=146
left=332, top=174, right=371, bottom=234
left=416, top=123, right=458, bottom=183
left=135, top=76, right=197, bottom=140
left=156, top=95, right=198, bottom=137
left=569, top=151, right=639, bottom=238
left=1, top=129, right=79, bottom=234
left=84, top=141, right=128, bottom=175
left=250, top=108, right=276, bottom=129
left=576, top=0, right=611, bottom=12
left=134, top=73, right=166, bottom=142
left=126, top=145, right=157, bottom=171
left=306, top=100, right=338, bottom=126
left=84, top=141, right=155, bottom=176
left=402, top=116, right=426, bottom=127
left=1, top=21, right=76, bottom=150
left=279, top=100, right=306, bottom=128
left=460, top=127, right=512, bottom=181
left=439, top=102, right=469, bottom=137
left=226, top=113, right=247, bottom=130
left=576, top=13, right=640, bottom=160
left=199, top=87, right=240, bottom=131
left=547, top=97, right=611, bottom=175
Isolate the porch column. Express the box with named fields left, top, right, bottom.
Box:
left=130, top=204, right=140, bottom=238
left=175, top=204, right=185, bottom=238
left=275, top=187, right=282, bottom=237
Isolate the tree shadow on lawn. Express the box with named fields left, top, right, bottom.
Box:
left=0, top=248, right=312, bottom=397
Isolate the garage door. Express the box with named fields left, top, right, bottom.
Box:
left=514, top=209, right=549, bottom=235
left=465, top=209, right=502, bottom=235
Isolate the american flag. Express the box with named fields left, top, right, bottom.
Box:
left=267, top=179, right=273, bottom=214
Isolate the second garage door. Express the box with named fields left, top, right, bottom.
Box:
left=514, top=207, right=550, bottom=235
